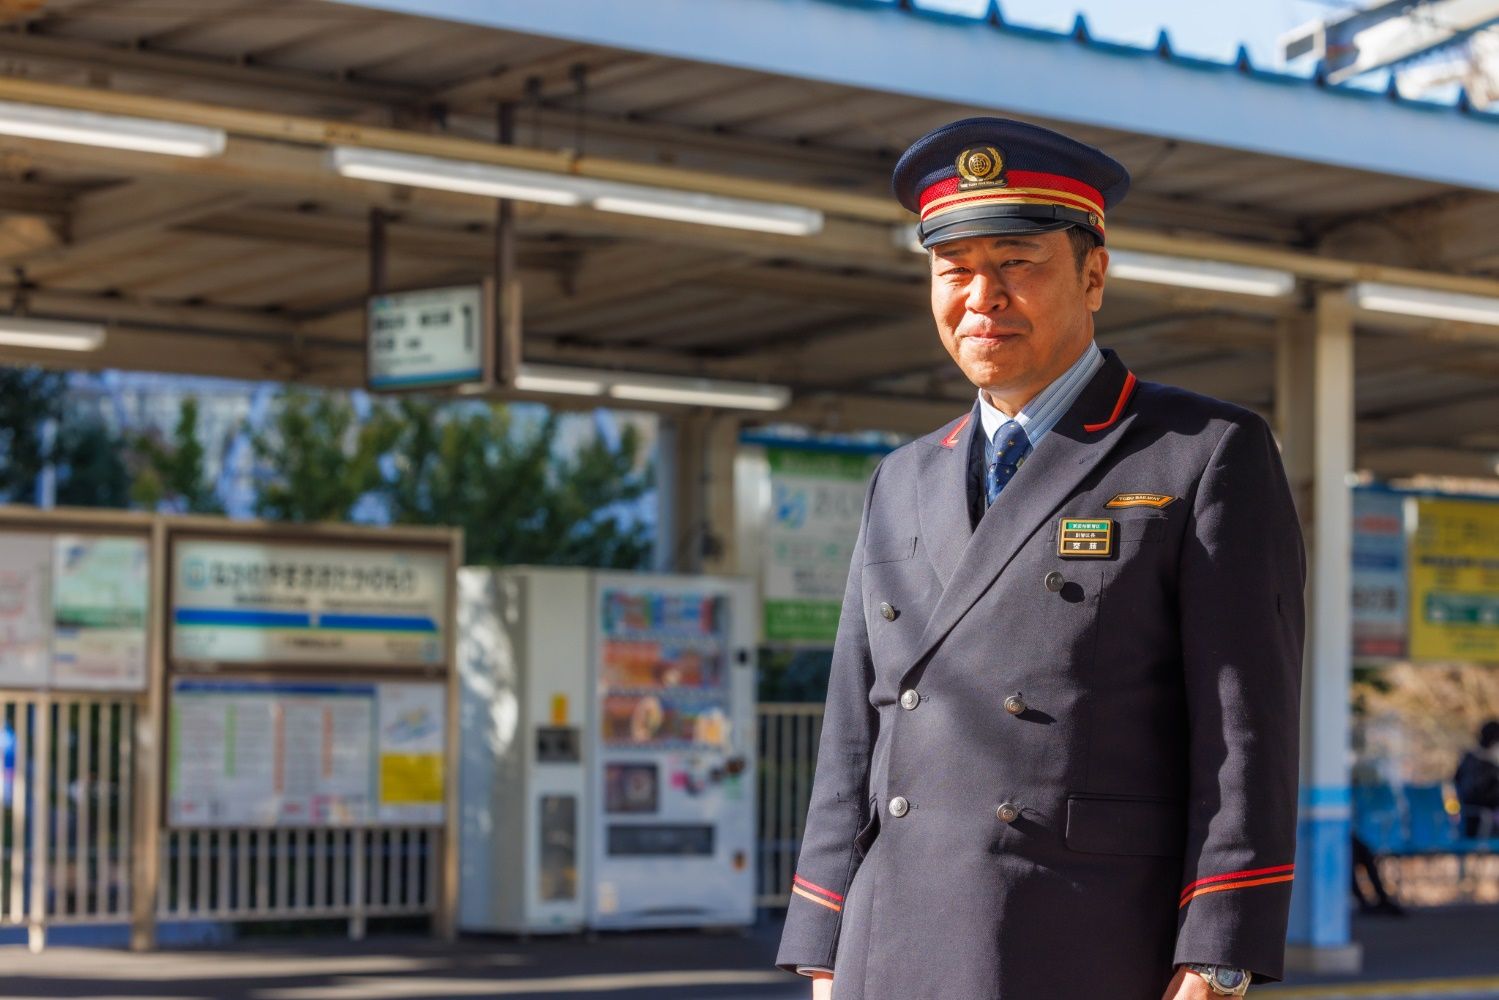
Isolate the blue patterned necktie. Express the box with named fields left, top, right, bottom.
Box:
left=985, top=420, right=1032, bottom=506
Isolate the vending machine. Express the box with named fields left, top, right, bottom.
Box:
left=457, top=567, right=758, bottom=934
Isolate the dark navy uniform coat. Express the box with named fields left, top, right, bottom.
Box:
left=775, top=349, right=1305, bottom=1000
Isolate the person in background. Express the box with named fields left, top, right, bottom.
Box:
left=1455, top=719, right=1499, bottom=839
left=1349, top=831, right=1403, bottom=916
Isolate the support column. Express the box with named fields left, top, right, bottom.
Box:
left=130, top=516, right=167, bottom=952
left=660, top=412, right=707, bottom=573
left=1283, top=290, right=1361, bottom=973
left=701, top=413, right=741, bottom=577
left=657, top=411, right=741, bottom=575
left=653, top=417, right=680, bottom=573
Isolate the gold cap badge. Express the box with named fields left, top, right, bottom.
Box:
left=956, top=145, right=1006, bottom=188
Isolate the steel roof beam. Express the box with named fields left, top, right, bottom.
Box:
left=333, top=0, right=1499, bottom=195
left=1281, top=0, right=1499, bottom=84
left=3, top=74, right=1495, bottom=298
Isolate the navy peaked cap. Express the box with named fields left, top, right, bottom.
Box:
left=893, top=117, right=1130, bottom=248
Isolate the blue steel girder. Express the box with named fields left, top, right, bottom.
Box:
left=330, top=0, right=1499, bottom=194
left=1282, top=0, right=1499, bottom=84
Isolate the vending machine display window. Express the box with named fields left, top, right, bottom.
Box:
left=538, top=794, right=577, bottom=902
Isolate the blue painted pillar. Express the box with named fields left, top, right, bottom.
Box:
left=1279, top=293, right=1360, bottom=972
left=1289, top=786, right=1352, bottom=950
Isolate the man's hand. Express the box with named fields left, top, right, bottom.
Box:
left=1160, top=965, right=1215, bottom=999
left=810, top=970, right=833, bottom=1000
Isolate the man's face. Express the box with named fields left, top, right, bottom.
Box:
left=929, top=230, right=1108, bottom=404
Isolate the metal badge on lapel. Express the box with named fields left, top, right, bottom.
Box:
left=1105, top=493, right=1175, bottom=509
left=1058, top=518, right=1114, bottom=558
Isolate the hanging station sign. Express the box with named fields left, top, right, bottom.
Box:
left=367, top=282, right=493, bottom=393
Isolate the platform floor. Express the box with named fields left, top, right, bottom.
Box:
left=0, top=905, right=1494, bottom=1000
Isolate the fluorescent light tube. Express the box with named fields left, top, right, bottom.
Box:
left=513, top=364, right=607, bottom=396
left=330, top=146, right=822, bottom=236
left=591, top=184, right=822, bottom=236
left=0, top=100, right=225, bottom=157
left=0, top=316, right=106, bottom=351
left=1107, top=250, right=1296, bottom=298
left=608, top=375, right=790, bottom=411
left=1353, top=282, right=1499, bottom=327
left=511, top=364, right=790, bottom=410
left=332, top=147, right=583, bottom=206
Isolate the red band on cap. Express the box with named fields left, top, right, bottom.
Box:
left=918, top=170, right=1104, bottom=216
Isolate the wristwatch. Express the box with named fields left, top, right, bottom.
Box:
left=1185, top=963, right=1251, bottom=996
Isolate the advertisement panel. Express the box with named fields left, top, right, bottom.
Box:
left=1408, top=496, right=1499, bottom=663
left=168, top=678, right=446, bottom=828
left=0, top=533, right=52, bottom=688
left=597, top=586, right=732, bottom=750
left=171, top=539, right=448, bottom=668
left=169, top=680, right=375, bottom=827
left=0, top=532, right=148, bottom=691
left=1351, top=490, right=1408, bottom=660
left=376, top=682, right=446, bottom=824
left=53, top=535, right=150, bottom=690
left=760, top=446, right=881, bottom=643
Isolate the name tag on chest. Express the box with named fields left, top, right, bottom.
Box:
left=1057, top=518, right=1114, bottom=558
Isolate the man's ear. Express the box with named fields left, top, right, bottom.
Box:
left=1084, top=245, right=1109, bottom=311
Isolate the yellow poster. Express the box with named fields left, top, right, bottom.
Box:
left=1408, top=497, right=1499, bottom=663
left=376, top=682, right=446, bottom=823
left=379, top=753, right=444, bottom=806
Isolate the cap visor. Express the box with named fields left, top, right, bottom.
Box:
left=920, top=215, right=1073, bottom=249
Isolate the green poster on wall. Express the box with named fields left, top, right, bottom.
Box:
left=762, top=446, right=882, bottom=643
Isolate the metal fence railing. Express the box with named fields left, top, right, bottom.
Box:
left=2, top=689, right=440, bottom=949
left=1, top=690, right=816, bottom=943
left=1, top=694, right=138, bottom=944
left=157, top=826, right=439, bottom=934
left=755, top=702, right=823, bottom=908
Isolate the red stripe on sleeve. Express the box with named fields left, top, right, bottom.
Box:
left=1179, top=873, right=1295, bottom=908
left=793, top=874, right=845, bottom=902
left=1179, top=863, right=1295, bottom=900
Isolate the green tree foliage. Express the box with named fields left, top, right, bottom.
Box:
left=375, top=397, right=651, bottom=568
left=251, top=389, right=397, bottom=523
left=56, top=417, right=132, bottom=508
left=130, top=396, right=222, bottom=513
left=0, top=365, right=131, bottom=508
left=0, top=366, right=64, bottom=503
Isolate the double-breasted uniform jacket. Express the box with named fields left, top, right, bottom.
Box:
left=775, top=349, right=1306, bottom=1000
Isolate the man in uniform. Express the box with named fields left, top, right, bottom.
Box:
left=774, top=117, right=1305, bottom=1000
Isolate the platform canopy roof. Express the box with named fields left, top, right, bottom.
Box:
left=0, top=0, right=1495, bottom=478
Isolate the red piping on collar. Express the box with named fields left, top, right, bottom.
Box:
left=939, top=413, right=971, bottom=449
left=1082, top=371, right=1137, bottom=433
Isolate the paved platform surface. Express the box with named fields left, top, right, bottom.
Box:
left=0, top=906, right=1493, bottom=1000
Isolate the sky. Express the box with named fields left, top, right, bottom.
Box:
left=991, top=0, right=1361, bottom=69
